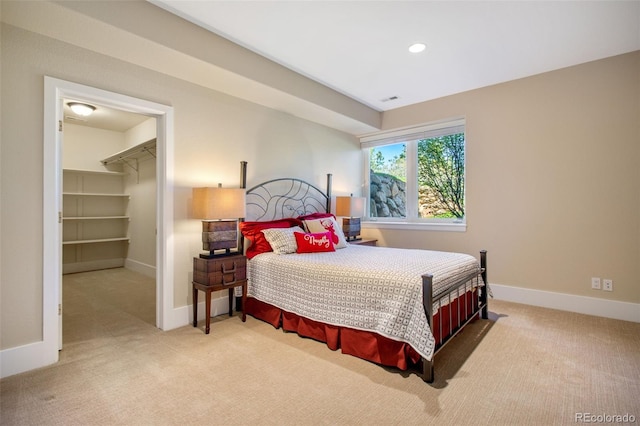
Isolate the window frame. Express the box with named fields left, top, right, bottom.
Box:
left=361, top=117, right=467, bottom=232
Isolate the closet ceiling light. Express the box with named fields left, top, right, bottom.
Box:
left=408, top=43, right=426, bottom=53
left=68, top=102, right=96, bottom=117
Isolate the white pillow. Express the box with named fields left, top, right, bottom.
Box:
left=261, top=226, right=305, bottom=254
left=303, top=217, right=347, bottom=249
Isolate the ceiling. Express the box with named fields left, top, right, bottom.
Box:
left=154, top=0, right=639, bottom=112
left=63, top=99, right=150, bottom=132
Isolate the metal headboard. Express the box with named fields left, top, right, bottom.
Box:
left=239, top=162, right=332, bottom=222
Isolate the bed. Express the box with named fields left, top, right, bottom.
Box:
left=238, top=166, right=489, bottom=383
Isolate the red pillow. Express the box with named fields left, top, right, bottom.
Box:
left=240, top=218, right=303, bottom=259
left=294, top=231, right=336, bottom=253
left=297, top=212, right=336, bottom=221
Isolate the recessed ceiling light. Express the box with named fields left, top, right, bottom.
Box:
left=408, top=43, right=426, bottom=53
left=67, top=102, right=96, bottom=117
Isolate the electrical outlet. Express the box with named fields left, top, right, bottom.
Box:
left=603, top=279, right=613, bottom=292
left=591, top=277, right=601, bottom=290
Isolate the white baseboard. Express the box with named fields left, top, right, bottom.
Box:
left=489, top=283, right=640, bottom=323
left=124, top=259, right=156, bottom=278
left=5, top=286, right=635, bottom=379
left=161, top=305, right=188, bottom=331
left=0, top=341, right=58, bottom=379
left=62, top=258, right=124, bottom=274
left=0, top=296, right=234, bottom=378
left=161, top=294, right=233, bottom=331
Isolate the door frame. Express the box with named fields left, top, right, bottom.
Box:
left=43, top=77, right=175, bottom=355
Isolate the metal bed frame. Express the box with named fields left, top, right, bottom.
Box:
left=239, top=162, right=488, bottom=383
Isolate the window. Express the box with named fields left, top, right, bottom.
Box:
left=361, top=118, right=466, bottom=230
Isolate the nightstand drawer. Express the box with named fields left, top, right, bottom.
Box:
left=193, top=255, right=246, bottom=286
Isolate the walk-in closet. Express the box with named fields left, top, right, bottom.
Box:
left=61, top=101, right=158, bottom=339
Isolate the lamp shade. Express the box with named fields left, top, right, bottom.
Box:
left=192, top=187, right=246, bottom=220
left=335, top=196, right=366, bottom=218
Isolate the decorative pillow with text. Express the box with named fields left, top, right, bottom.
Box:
left=294, top=231, right=336, bottom=253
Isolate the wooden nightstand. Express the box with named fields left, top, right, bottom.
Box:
left=348, top=238, right=378, bottom=247
left=192, top=253, right=247, bottom=334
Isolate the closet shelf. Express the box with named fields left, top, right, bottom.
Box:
left=63, top=237, right=130, bottom=245
left=63, top=168, right=127, bottom=176
left=101, top=138, right=156, bottom=171
left=63, top=216, right=130, bottom=220
left=63, top=167, right=130, bottom=274
left=63, top=192, right=130, bottom=197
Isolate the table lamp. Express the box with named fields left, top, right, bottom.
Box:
left=335, top=194, right=366, bottom=241
left=193, top=185, right=246, bottom=258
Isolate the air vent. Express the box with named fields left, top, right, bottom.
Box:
left=380, top=96, right=399, bottom=102
left=65, top=115, right=88, bottom=122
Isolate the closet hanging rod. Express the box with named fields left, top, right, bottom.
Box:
left=101, top=139, right=156, bottom=166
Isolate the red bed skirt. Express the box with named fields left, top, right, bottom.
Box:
left=245, top=289, right=477, bottom=371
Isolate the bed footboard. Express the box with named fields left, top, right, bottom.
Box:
left=421, top=250, right=488, bottom=383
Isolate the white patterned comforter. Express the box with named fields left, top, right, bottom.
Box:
left=247, top=244, right=482, bottom=361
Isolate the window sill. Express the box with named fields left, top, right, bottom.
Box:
left=362, top=221, right=466, bottom=232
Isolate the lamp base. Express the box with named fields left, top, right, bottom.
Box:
left=201, top=220, right=239, bottom=258
left=199, top=249, right=241, bottom=259
left=342, top=217, right=361, bottom=241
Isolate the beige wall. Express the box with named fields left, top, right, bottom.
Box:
left=0, top=23, right=360, bottom=349
left=364, top=51, right=640, bottom=305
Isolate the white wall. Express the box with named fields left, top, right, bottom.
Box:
left=124, top=118, right=158, bottom=275
left=63, top=124, right=125, bottom=172
left=125, top=117, right=156, bottom=149
left=123, top=155, right=156, bottom=274
left=64, top=119, right=158, bottom=277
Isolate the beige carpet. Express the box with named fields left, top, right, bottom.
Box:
left=1, top=268, right=639, bottom=425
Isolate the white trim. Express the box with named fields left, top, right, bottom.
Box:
left=63, top=259, right=125, bottom=274
left=361, top=117, right=467, bottom=227
left=124, top=259, right=156, bottom=279
left=0, top=342, right=51, bottom=379
left=359, top=117, right=465, bottom=143
left=362, top=221, right=467, bottom=232
left=192, top=296, right=235, bottom=321
left=29, top=77, right=176, bottom=379
left=43, top=77, right=63, bottom=362
left=156, top=108, right=176, bottom=331
left=0, top=296, right=227, bottom=378
left=490, top=283, right=640, bottom=323
left=169, top=294, right=235, bottom=332
left=163, top=306, right=191, bottom=331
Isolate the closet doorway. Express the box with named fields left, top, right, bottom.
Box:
left=43, top=77, right=175, bottom=359
left=61, top=101, right=157, bottom=343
